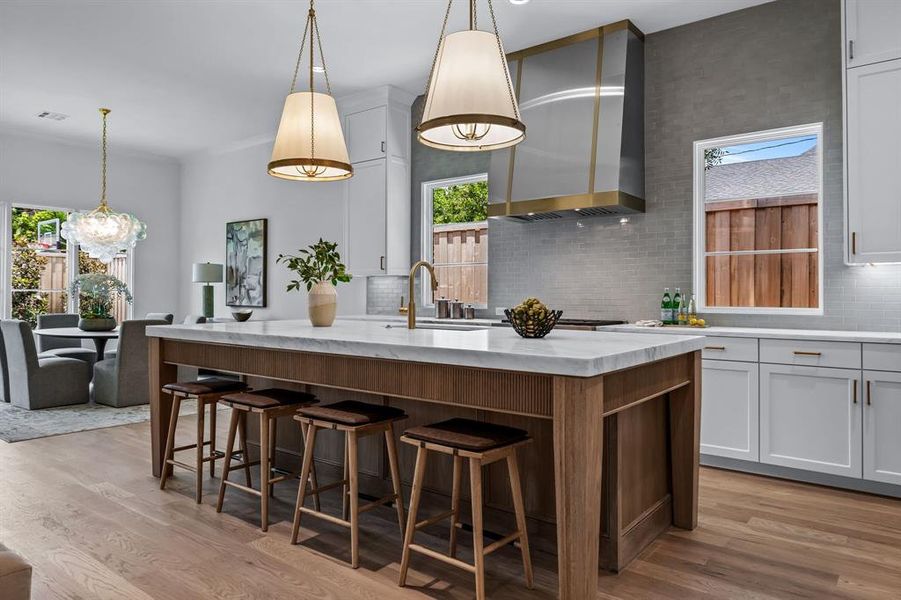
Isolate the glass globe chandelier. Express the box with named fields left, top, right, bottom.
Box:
left=268, top=0, right=353, bottom=182
left=417, top=0, right=525, bottom=152
left=61, top=108, right=147, bottom=263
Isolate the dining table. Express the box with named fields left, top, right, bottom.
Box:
left=33, top=327, right=119, bottom=361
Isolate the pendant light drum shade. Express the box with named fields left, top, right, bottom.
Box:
left=268, top=91, right=352, bottom=181
left=418, top=29, right=525, bottom=152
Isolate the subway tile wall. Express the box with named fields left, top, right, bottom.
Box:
left=366, top=275, right=409, bottom=315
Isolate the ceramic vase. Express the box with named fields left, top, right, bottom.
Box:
left=308, top=281, right=337, bottom=327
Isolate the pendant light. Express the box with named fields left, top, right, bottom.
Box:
left=417, top=0, right=525, bottom=152
left=268, top=0, right=352, bottom=182
left=61, top=108, right=147, bottom=264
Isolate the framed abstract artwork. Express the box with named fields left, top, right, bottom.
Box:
left=226, top=218, right=267, bottom=308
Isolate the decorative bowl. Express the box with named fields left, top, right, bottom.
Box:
left=231, top=309, right=253, bottom=322
left=78, top=317, right=117, bottom=332
left=504, top=308, right=563, bottom=339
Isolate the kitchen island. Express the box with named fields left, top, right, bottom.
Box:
left=146, top=319, right=704, bottom=599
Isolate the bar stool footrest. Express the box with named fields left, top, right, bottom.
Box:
left=408, top=544, right=476, bottom=574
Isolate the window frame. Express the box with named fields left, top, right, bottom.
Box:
left=1, top=201, right=135, bottom=320
left=420, top=173, right=489, bottom=309
left=692, top=123, right=824, bottom=316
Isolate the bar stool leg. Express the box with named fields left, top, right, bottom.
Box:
left=195, top=397, right=206, bottom=503
left=269, top=417, right=278, bottom=499
left=209, top=399, right=218, bottom=478
left=260, top=412, right=270, bottom=532
left=297, top=421, right=321, bottom=512
left=216, top=408, right=240, bottom=513
left=348, top=429, right=360, bottom=569
left=448, top=454, right=464, bottom=558
left=159, top=395, right=182, bottom=490
left=507, top=451, right=534, bottom=589
left=470, top=458, right=486, bottom=600
left=384, top=422, right=406, bottom=536
left=291, top=423, right=318, bottom=544
left=238, top=411, right=252, bottom=487
left=398, top=444, right=428, bottom=587
left=342, top=435, right=350, bottom=521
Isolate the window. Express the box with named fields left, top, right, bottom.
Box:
left=693, top=124, right=823, bottom=315
left=3, top=204, right=133, bottom=326
left=421, top=174, right=488, bottom=307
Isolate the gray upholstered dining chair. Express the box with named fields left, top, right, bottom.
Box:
left=182, top=315, right=207, bottom=324
left=0, top=320, right=91, bottom=409
left=93, top=319, right=168, bottom=407
left=145, top=312, right=174, bottom=324
left=36, top=313, right=97, bottom=366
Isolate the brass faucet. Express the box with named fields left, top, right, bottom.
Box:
left=407, top=260, right=439, bottom=329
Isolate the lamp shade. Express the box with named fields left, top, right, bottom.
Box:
left=268, top=91, right=353, bottom=182
left=418, top=30, right=525, bottom=152
left=192, top=262, right=223, bottom=284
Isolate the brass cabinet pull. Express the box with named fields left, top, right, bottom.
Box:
left=704, top=345, right=726, bottom=351
left=853, top=379, right=858, bottom=404
left=852, top=231, right=857, bottom=255
left=866, top=380, right=872, bottom=406
left=793, top=350, right=822, bottom=356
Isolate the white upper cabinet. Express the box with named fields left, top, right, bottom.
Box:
left=846, top=60, right=901, bottom=263
left=845, top=0, right=901, bottom=68
left=760, top=364, right=862, bottom=478
left=341, top=86, right=414, bottom=276
left=863, top=370, right=901, bottom=485
left=345, top=106, right=387, bottom=164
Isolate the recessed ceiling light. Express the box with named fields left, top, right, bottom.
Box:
left=36, top=111, right=68, bottom=121
left=509, top=0, right=530, bottom=4
left=312, top=65, right=326, bottom=73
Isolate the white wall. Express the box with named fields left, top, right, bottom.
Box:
left=179, top=140, right=366, bottom=320
left=0, top=129, right=181, bottom=318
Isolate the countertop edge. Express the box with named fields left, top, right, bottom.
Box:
left=600, top=324, right=901, bottom=344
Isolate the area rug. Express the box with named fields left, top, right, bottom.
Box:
left=0, top=399, right=208, bottom=443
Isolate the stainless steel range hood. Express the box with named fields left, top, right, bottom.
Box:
left=488, top=21, right=645, bottom=222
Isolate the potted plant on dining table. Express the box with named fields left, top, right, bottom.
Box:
left=70, top=273, right=133, bottom=331
left=277, top=239, right=352, bottom=327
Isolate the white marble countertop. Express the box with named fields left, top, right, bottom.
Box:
left=601, top=324, right=901, bottom=344
left=340, top=314, right=502, bottom=327
left=146, top=319, right=705, bottom=378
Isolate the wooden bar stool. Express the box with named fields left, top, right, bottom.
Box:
left=291, top=400, right=408, bottom=569
left=159, top=377, right=249, bottom=503
left=216, top=388, right=320, bottom=531
left=398, top=418, right=533, bottom=600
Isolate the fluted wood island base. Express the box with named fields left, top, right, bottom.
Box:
left=147, top=321, right=703, bottom=599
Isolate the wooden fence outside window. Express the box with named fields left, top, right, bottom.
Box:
left=431, top=221, right=488, bottom=306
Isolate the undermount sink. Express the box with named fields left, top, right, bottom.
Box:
left=384, top=322, right=491, bottom=332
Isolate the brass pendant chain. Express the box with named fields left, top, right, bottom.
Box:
left=99, top=108, right=110, bottom=210
left=486, top=0, right=519, bottom=120
left=420, top=0, right=454, bottom=124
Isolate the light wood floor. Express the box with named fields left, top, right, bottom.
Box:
left=2, top=414, right=901, bottom=600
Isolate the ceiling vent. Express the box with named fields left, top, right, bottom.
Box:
left=36, top=111, right=69, bottom=121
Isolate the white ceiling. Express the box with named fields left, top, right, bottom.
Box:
left=0, top=0, right=773, bottom=159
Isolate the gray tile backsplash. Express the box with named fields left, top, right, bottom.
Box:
left=366, top=275, right=409, bottom=315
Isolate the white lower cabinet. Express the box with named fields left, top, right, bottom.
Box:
left=863, top=370, right=901, bottom=485
left=701, top=359, right=759, bottom=461
left=760, top=364, right=862, bottom=478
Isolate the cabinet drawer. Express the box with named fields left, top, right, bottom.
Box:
left=760, top=338, right=861, bottom=369
left=701, top=336, right=758, bottom=362
left=863, top=343, right=901, bottom=372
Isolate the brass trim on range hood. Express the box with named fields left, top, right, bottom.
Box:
left=488, top=191, right=645, bottom=221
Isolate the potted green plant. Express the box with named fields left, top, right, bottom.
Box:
left=277, top=239, right=352, bottom=327
left=70, top=273, right=133, bottom=331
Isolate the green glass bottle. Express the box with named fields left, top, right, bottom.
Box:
left=672, top=288, right=682, bottom=325
left=661, top=288, right=672, bottom=324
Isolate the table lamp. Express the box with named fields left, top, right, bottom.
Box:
left=192, top=262, right=223, bottom=318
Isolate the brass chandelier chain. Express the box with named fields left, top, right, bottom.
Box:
left=99, top=108, right=110, bottom=210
